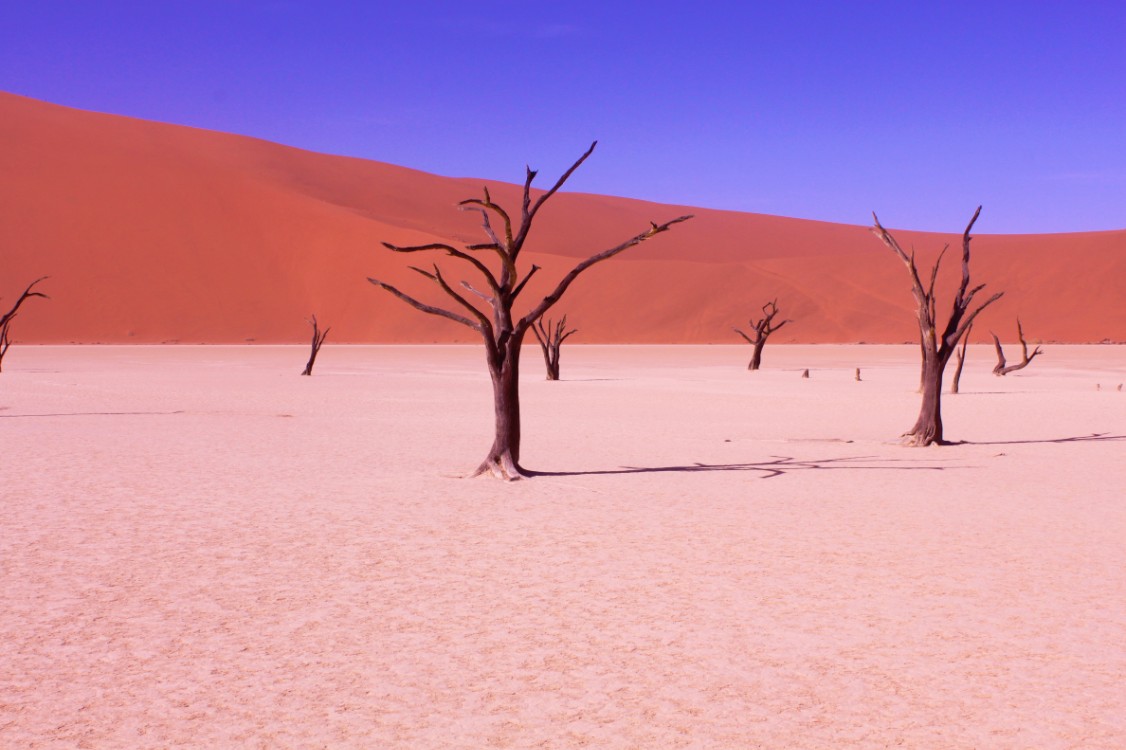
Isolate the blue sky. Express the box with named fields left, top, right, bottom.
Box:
left=2, top=1, right=1124, bottom=233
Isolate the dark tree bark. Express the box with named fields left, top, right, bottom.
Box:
left=0, top=277, right=48, bottom=373
left=368, top=142, right=692, bottom=479
left=991, top=319, right=1042, bottom=375
left=871, top=207, right=1003, bottom=445
left=733, top=299, right=790, bottom=370
left=531, top=315, right=577, bottom=381
left=301, top=314, right=330, bottom=376
left=950, top=323, right=972, bottom=394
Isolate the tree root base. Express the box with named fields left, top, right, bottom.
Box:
left=468, top=455, right=529, bottom=481
left=900, top=432, right=950, bottom=447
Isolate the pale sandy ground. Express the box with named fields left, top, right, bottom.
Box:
left=2, top=344, right=1124, bottom=749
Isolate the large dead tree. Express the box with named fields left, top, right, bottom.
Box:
left=871, top=207, right=1002, bottom=445
left=992, top=319, right=1042, bottom=375
left=733, top=299, right=791, bottom=370
left=368, top=142, right=691, bottom=479
left=0, top=277, right=48, bottom=373
left=531, top=314, right=577, bottom=381
left=301, top=314, right=330, bottom=376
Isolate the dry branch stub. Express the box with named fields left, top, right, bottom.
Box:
left=991, top=319, right=1042, bottom=376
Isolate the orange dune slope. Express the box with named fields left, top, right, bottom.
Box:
left=2, top=92, right=1123, bottom=344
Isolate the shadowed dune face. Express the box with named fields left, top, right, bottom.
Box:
left=2, top=91, right=1123, bottom=344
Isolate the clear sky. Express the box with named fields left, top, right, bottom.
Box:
left=2, top=1, right=1124, bottom=233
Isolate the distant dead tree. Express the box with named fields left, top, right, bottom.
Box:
left=991, top=319, right=1042, bottom=375
left=950, top=323, right=972, bottom=394
left=301, top=314, right=330, bottom=376
left=871, top=207, right=1002, bottom=445
left=733, top=299, right=791, bottom=370
left=531, top=314, right=577, bottom=381
left=0, top=276, right=48, bottom=373
left=368, top=142, right=691, bottom=479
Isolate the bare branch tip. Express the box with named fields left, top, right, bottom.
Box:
left=965, top=205, right=983, bottom=234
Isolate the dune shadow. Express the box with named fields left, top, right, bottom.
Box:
left=529, top=454, right=957, bottom=479
left=953, top=432, right=1126, bottom=446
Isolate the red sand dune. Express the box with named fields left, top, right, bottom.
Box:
left=2, top=91, right=1123, bottom=344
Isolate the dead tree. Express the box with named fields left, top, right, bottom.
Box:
left=301, top=314, right=330, bottom=376
left=368, top=142, right=691, bottom=479
left=0, top=277, right=48, bottom=373
left=871, top=207, right=1002, bottom=445
left=950, top=323, right=972, bottom=394
left=531, top=314, right=577, bottom=381
left=733, top=299, right=790, bottom=370
left=991, top=319, right=1041, bottom=375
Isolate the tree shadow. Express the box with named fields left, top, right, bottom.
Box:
left=548, top=377, right=623, bottom=382
left=952, top=432, right=1126, bottom=446
left=0, top=410, right=185, bottom=418
left=529, top=454, right=958, bottom=479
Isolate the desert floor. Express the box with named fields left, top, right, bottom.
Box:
left=2, top=344, right=1124, bottom=749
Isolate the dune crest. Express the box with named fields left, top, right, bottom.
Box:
left=2, top=92, right=1123, bottom=344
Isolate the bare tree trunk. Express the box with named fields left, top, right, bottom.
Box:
left=749, top=340, right=766, bottom=370
left=473, top=335, right=524, bottom=479
left=300, top=314, right=329, bottom=376
left=541, top=347, right=559, bottom=381
left=950, top=323, right=972, bottom=394
left=909, top=349, right=948, bottom=444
